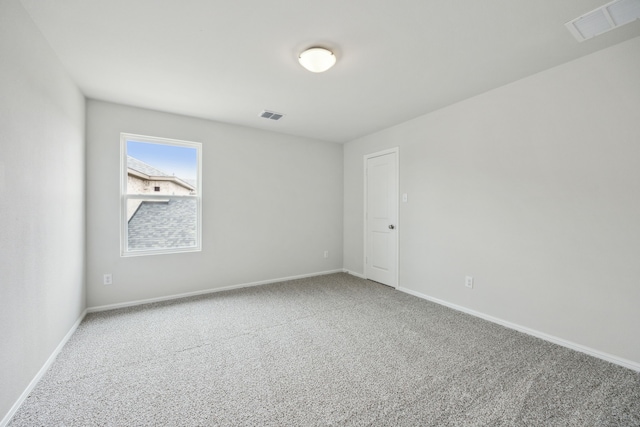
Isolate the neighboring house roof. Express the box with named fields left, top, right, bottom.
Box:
left=127, top=156, right=195, bottom=192
left=127, top=156, right=170, bottom=177
left=127, top=198, right=197, bottom=250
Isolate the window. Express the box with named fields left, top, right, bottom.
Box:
left=121, top=133, right=202, bottom=256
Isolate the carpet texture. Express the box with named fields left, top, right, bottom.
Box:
left=9, top=273, right=640, bottom=426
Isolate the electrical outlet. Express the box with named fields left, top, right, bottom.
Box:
left=465, top=276, right=473, bottom=289
left=324, top=250, right=329, bottom=258
left=103, top=274, right=113, bottom=285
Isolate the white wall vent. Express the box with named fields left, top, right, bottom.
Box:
left=566, top=0, right=640, bottom=42
left=259, top=110, right=284, bottom=121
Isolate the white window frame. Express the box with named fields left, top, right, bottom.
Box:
left=120, top=133, right=202, bottom=257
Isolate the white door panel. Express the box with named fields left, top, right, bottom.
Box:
left=371, top=231, right=390, bottom=270
left=365, top=150, right=398, bottom=287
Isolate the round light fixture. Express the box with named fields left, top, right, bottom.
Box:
left=298, top=47, right=336, bottom=73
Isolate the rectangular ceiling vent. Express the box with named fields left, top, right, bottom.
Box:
left=566, top=0, right=640, bottom=42
left=259, top=110, right=284, bottom=121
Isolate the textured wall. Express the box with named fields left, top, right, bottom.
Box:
left=344, top=37, right=640, bottom=365
left=0, top=0, right=86, bottom=422
left=86, top=100, right=343, bottom=307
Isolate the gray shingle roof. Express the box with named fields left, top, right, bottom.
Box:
left=127, top=198, right=197, bottom=250
left=127, top=156, right=172, bottom=177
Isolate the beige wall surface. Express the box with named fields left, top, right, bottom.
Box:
left=0, top=0, right=86, bottom=422
left=87, top=100, right=344, bottom=307
left=344, top=36, right=640, bottom=365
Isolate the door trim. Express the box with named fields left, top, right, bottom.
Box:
left=363, top=147, right=399, bottom=288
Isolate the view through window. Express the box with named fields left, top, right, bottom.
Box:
left=121, top=133, right=202, bottom=256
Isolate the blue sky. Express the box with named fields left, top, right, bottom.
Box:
left=127, top=140, right=198, bottom=181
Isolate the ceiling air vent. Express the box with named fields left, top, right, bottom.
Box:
left=259, top=110, right=284, bottom=121
left=566, top=0, right=640, bottom=42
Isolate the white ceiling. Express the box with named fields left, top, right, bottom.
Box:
left=19, top=0, right=640, bottom=143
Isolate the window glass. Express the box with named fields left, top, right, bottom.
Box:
left=121, top=133, right=201, bottom=256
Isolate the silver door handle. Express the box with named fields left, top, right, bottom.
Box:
left=389, top=225, right=395, bottom=229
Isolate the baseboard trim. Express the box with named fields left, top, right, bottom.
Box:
left=1, top=309, right=88, bottom=427
left=397, top=287, right=640, bottom=373
left=87, top=269, right=345, bottom=313
left=343, top=269, right=366, bottom=279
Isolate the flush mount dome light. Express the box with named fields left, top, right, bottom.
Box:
left=298, top=47, right=336, bottom=73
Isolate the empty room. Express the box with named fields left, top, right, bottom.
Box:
left=1, top=0, right=639, bottom=425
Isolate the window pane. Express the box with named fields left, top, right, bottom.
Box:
left=127, top=196, right=198, bottom=251
left=126, top=141, right=198, bottom=195
left=121, top=133, right=201, bottom=256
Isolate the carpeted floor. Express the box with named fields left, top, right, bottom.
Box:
left=9, top=273, right=640, bottom=426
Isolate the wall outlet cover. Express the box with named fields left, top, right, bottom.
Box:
left=465, top=276, right=473, bottom=289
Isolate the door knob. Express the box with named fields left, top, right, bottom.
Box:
left=388, top=225, right=395, bottom=229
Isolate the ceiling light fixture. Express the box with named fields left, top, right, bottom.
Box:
left=298, top=47, right=336, bottom=73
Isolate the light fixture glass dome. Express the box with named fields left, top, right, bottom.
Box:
left=298, top=47, right=336, bottom=73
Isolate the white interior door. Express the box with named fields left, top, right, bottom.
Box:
left=365, top=149, right=398, bottom=287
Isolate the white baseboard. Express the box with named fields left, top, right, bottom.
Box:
left=397, top=287, right=640, bottom=373
left=343, top=269, right=366, bottom=279
left=87, top=269, right=345, bottom=313
left=1, top=309, right=88, bottom=427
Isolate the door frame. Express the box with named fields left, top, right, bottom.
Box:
left=363, top=147, right=399, bottom=288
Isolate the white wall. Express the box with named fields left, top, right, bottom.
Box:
left=87, top=100, right=343, bottom=307
left=0, top=0, right=86, bottom=422
left=344, top=36, right=640, bottom=365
